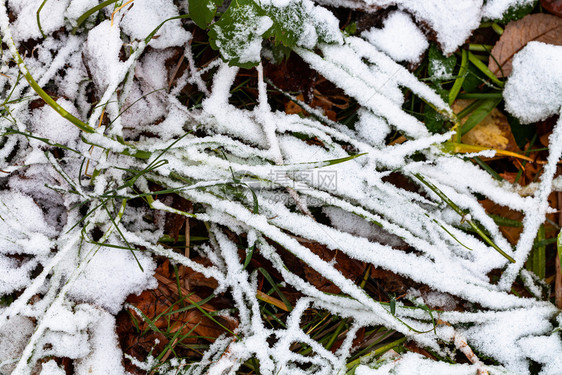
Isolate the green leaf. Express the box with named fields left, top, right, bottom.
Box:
left=263, top=2, right=342, bottom=47
left=72, top=0, right=118, bottom=34
left=449, top=49, right=468, bottom=106
left=424, top=83, right=448, bottom=133
left=467, top=51, right=504, bottom=87
left=496, top=0, right=537, bottom=23
left=243, top=244, right=255, bottom=269
left=270, top=41, right=292, bottom=63
left=344, top=22, right=357, bottom=36
left=462, top=64, right=486, bottom=92
left=263, top=2, right=307, bottom=48
left=428, top=44, right=456, bottom=81
left=189, top=0, right=223, bottom=29
left=460, top=97, right=502, bottom=135
left=209, top=0, right=342, bottom=68
left=424, top=105, right=446, bottom=133
left=527, top=225, right=546, bottom=279
left=209, top=0, right=271, bottom=68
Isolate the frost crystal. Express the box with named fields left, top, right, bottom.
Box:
left=0, top=0, right=560, bottom=374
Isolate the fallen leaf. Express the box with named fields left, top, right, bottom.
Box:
left=264, top=54, right=315, bottom=94
left=541, top=0, right=562, bottom=17
left=404, top=341, right=437, bottom=360
left=300, top=242, right=367, bottom=294
left=480, top=200, right=523, bottom=245
left=285, top=94, right=305, bottom=115
left=453, top=99, right=520, bottom=152
left=117, top=260, right=238, bottom=370
left=489, top=13, right=562, bottom=77
left=537, top=116, right=558, bottom=147
left=369, top=268, right=412, bottom=295
left=330, top=326, right=366, bottom=353
left=180, top=257, right=220, bottom=290
left=499, top=172, right=518, bottom=184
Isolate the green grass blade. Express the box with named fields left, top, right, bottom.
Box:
left=36, top=0, right=48, bottom=38
left=346, top=337, right=407, bottom=371
left=472, top=157, right=503, bottom=181
left=414, top=173, right=515, bottom=263
left=456, top=99, right=482, bottom=119
left=72, top=0, right=119, bottom=34
left=457, top=92, right=503, bottom=99
left=144, top=15, right=192, bottom=44
left=527, top=225, right=546, bottom=279
left=4, top=128, right=80, bottom=154
left=488, top=213, right=522, bottom=228
left=258, top=268, right=293, bottom=311
left=7, top=43, right=95, bottom=133
left=467, top=51, right=504, bottom=87
left=325, top=319, right=347, bottom=350
left=243, top=244, right=255, bottom=270
left=433, top=219, right=473, bottom=251
left=100, top=199, right=145, bottom=272
left=449, top=49, right=468, bottom=106
left=293, top=153, right=367, bottom=169
left=460, top=97, right=502, bottom=135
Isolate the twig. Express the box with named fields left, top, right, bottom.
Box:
left=168, top=53, right=185, bottom=92
left=453, top=331, right=489, bottom=375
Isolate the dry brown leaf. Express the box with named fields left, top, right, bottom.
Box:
left=489, top=13, right=562, bottom=77
left=179, top=257, right=220, bottom=290
left=541, top=0, right=562, bottom=17
left=452, top=99, right=520, bottom=152
left=284, top=93, right=338, bottom=121
left=285, top=94, right=305, bottom=115
left=300, top=242, right=367, bottom=294
left=480, top=200, right=523, bottom=245
left=499, top=172, right=518, bottom=184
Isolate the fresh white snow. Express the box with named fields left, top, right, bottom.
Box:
left=0, top=0, right=560, bottom=374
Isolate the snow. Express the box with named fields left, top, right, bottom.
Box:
left=323, top=206, right=406, bottom=247
left=504, top=42, right=562, bottom=124
left=316, top=0, right=483, bottom=54
left=362, top=11, right=429, bottom=63
left=482, top=0, right=537, bottom=20
left=396, top=0, right=483, bottom=55
left=355, top=108, right=391, bottom=147
left=119, top=0, right=190, bottom=49
left=83, top=21, right=125, bottom=96
left=65, top=245, right=157, bottom=314
left=0, top=0, right=561, bottom=373
left=355, top=352, right=492, bottom=374
left=518, top=334, right=562, bottom=375
left=65, top=0, right=101, bottom=26
left=0, top=315, right=34, bottom=374
left=73, top=308, right=127, bottom=374
left=40, top=360, right=66, bottom=375
left=212, top=5, right=273, bottom=64
left=30, top=99, right=81, bottom=148
left=8, top=0, right=70, bottom=42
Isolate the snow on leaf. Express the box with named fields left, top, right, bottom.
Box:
left=503, top=42, right=562, bottom=123
left=209, top=0, right=273, bottom=68
left=489, top=13, right=562, bottom=77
